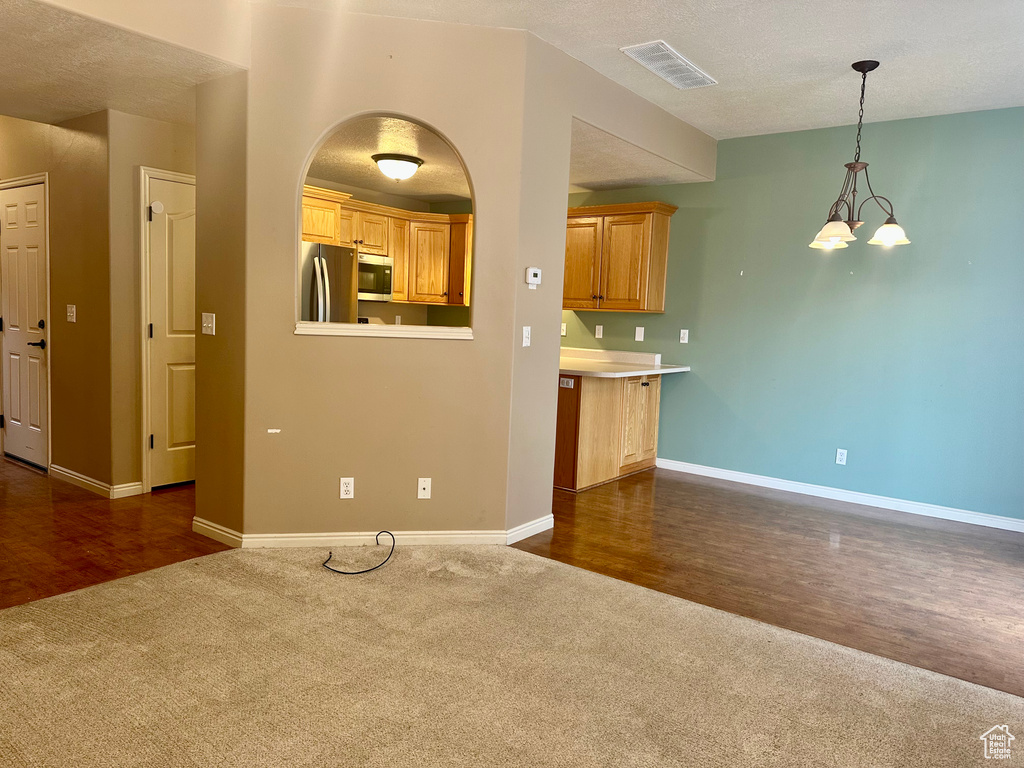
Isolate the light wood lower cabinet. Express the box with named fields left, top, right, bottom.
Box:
left=554, top=374, right=661, bottom=492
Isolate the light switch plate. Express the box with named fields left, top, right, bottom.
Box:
left=201, top=312, right=216, bottom=335
left=635, top=326, right=645, bottom=342
left=522, top=326, right=531, bottom=347
left=595, top=325, right=603, bottom=339
left=66, top=304, right=76, bottom=323
left=560, top=323, right=567, bottom=337
left=680, top=329, right=689, bottom=343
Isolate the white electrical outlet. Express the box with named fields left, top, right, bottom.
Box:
left=418, top=477, right=431, bottom=499
left=560, top=323, right=567, bottom=337
left=679, top=329, right=689, bottom=343
left=835, top=449, right=847, bottom=466
left=595, top=325, right=603, bottom=339
left=66, top=304, right=77, bottom=323
left=522, top=326, right=531, bottom=347
left=201, top=312, right=216, bottom=335
left=395, top=315, right=402, bottom=325
left=340, top=477, right=354, bottom=498
left=635, top=326, right=645, bottom=342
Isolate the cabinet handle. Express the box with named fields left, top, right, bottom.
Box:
left=442, top=291, right=448, bottom=296
left=599, top=295, right=605, bottom=300
left=591, top=295, right=597, bottom=300
left=459, top=291, right=463, bottom=296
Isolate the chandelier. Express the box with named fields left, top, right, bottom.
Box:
left=810, top=61, right=910, bottom=250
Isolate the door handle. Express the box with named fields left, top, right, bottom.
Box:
left=27, top=339, right=46, bottom=349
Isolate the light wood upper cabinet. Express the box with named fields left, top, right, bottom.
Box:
left=600, top=213, right=651, bottom=311
left=563, top=217, right=603, bottom=309
left=302, top=185, right=471, bottom=309
left=301, top=196, right=343, bottom=245
left=563, top=202, right=676, bottom=313
left=409, top=221, right=451, bottom=303
left=389, top=218, right=410, bottom=302
left=448, top=215, right=473, bottom=307
left=355, top=211, right=388, bottom=255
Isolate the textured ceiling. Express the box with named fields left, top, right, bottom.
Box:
left=0, top=0, right=238, bottom=125
left=569, top=119, right=705, bottom=191
left=336, top=0, right=1024, bottom=139
left=306, top=116, right=472, bottom=202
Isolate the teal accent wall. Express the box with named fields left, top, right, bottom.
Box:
left=564, top=107, right=1024, bottom=520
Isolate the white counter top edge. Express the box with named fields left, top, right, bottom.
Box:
left=558, top=361, right=691, bottom=378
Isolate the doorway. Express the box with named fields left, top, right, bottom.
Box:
left=140, top=167, right=196, bottom=491
left=0, top=176, right=50, bottom=470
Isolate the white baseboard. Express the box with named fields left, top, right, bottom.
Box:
left=506, top=513, right=554, bottom=544
left=192, top=517, right=244, bottom=547
left=656, top=458, right=1024, bottom=534
left=110, top=482, right=144, bottom=499
left=190, top=517, right=554, bottom=549
left=50, top=465, right=144, bottom=500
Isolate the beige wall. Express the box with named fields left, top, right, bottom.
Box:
left=241, top=8, right=525, bottom=535
left=195, top=72, right=248, bottom=532
left=236, top=9, right=716, bottom=537
left=107, top=110, right=195, bottom=485
left=39, top=3, right=717, bottom=534
left=0, top=112, right=112, bottom=482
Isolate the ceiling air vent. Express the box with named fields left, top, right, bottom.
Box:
left=620, top=40, right=716, bottom=90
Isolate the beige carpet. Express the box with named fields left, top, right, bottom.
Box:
left=1, top=545, right=1020, bottom=767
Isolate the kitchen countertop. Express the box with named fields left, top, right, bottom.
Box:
left=559, top=347, right=690, bottom=379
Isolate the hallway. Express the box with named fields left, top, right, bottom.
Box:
left=0, top=459, right=227, bottom=609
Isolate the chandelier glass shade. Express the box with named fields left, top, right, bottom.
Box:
left=810, top=61, right=910, bottom=250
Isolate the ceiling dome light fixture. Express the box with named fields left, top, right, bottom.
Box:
left=372, top=153, right=423, bottom=181
left=810, top=61, right=910, bottom=251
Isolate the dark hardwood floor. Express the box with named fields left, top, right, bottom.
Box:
left=0, top=458, right=228, bottom=609
left=514, top=468, right=1024, bottom=698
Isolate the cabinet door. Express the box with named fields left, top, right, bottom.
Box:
left=356, top=211, right=388, bottom=255
left=409, top=221, right=450, bottom=303
left=600, top=213, right=651, bottom=311
left=448, top=215, right=472, bottom=306
left=618, top=376, right=645, bottom=468
left=301, top=196, right=342, bottom=245
left=638, top=376, right=660, bottom=463
left=563, top=217, right=602, bottom=309
left=389, top=218, right=410, bottom=302
left=336, top=208, right=355, bottom=247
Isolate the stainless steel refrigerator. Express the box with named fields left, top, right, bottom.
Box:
left=300, top=241, right=358, bottom=323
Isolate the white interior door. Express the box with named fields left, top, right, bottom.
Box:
left=147, top=176, right=196, bottom=488
left=1, top=183, right=48, bottom=468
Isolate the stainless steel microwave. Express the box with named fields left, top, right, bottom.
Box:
left=357, top=253, right=393, bottom=302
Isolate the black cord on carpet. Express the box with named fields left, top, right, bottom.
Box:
left=322, top=531, right=395, bottom=574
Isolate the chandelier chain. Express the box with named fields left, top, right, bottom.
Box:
left=854, top=71, right=867, bottom=162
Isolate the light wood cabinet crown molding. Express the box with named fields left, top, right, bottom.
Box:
left=567, top=201, right=678, bottom=218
